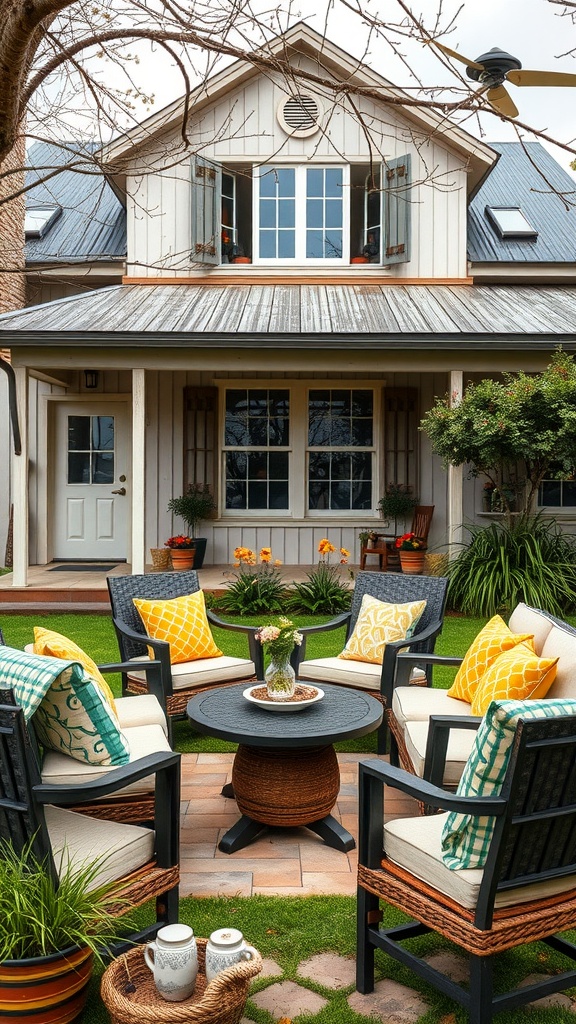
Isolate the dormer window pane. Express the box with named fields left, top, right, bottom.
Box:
left=25, top=206, right=62, bottom=238
left=485, top=206, right=537, bottom=238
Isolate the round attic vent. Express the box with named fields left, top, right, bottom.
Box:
left=277, top=94, right=321, bottom=138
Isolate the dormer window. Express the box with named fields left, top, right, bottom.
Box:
left=255, top=165, right=346, bottom=264
left=485, top=206, right=537, bottom=239
left=25, top=206, right=62, bottom=239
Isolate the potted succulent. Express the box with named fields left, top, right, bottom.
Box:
left=0, top=840, right=129, bottom=1021
left=395, top=531, right=427, bottom=574
left=167, top=484, right=216, bottom=569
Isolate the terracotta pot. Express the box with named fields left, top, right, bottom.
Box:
left=351, top=256, right=369, bottom=264
left=170, top=548, right=195, bottom=570
left=0, top=945, right=93, bottom=1024
left=399, top=550, right=426, bottom=575
left=231, top=256, right=251, bottom=264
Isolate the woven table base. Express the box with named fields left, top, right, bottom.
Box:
left=100, top=939, right=262, bottom=1024
left=232, top=743, right=339, bottom=826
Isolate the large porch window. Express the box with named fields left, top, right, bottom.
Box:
left=308, top=389, right=373, bottom=510
left=224, top=389, right=290, bottom=510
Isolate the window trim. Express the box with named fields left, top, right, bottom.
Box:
left=252, top=163, right=350, bottom=266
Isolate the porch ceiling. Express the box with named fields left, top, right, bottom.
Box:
left=2, top=282, right=576, bottom=349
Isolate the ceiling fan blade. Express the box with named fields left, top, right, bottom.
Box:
left=486, top=84, right=519, bottom=118
left=507, top=68, right=576, bottom=88
left=426, top=39, right=485, bottom=70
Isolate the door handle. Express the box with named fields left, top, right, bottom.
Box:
left=111, top=487, right=126, bottom=495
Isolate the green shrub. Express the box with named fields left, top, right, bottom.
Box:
left=287, top=563, right=352, bottom=616
left=218, top=562, right=287, bottom=615
left=447, top=514, right=576, bottom=617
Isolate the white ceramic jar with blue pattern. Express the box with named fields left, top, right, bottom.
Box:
left=144, top=923, right=198, bottom=1001
left=205, top=928, right=257, bottom=983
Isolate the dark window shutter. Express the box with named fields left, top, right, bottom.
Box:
left=383, top=154, right=411, bottom=265
left=191, top=157, right=221, bottom=265
left=382, top=387, right=418, bottom=490
left=184, top=387, right=218, bottom=501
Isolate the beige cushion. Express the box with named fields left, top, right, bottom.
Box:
left=45, top=805, right=155, bottom=889
left=41, top=724, right=171, bottom=797
left=128, top=654, right=255, bottom=690
left=542, top=626, right=576, bottom=700
left=384, top=810, right=576, bottom=911
left=508, top=603, right=554, bottom=656
left=300, top=657, right=426, bottom=693
left=115, top=695, right=168, bottom=736
left=404, top=720, right=477, bottom=785
left=392, top=686, right=472, bottom=729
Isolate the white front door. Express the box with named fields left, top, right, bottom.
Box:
left=53, top=402, right=131, bottom=560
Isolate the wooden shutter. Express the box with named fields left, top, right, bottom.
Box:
left=382, top=387, right=418, bottom=490
left=184, top=387, right=218, bottom=500
left=191, top=157, right=221, bottom=265
left=383, top=154, right=411, bottom=265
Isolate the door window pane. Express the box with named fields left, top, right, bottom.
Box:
left=66, top=415, right=115, bottom=484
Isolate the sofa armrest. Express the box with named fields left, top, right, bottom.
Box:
left=97, top=659, right=167, bottom=716
left=423, top=714, right=482, bottom=789
left=293, top=612, right=352, bottom=667
left=381, top=619, right=446, bottom=702
left=111, top=617, right=174, bottom=698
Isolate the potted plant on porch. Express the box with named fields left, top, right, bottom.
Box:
left=167, top=484, right=216, bottom=569
left=395, top=532, right=427, bottom=574
left=164, top=534, right=196, bottom=570
left=0, top=841, right=129, bottom=1023
left=377, top=483, right=418, bottom=535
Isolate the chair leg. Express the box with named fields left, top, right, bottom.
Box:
left=356, top=885, right=377, bottom=993
left=157, top=884, right=179, bottom=927
left=469, top=954, right=494, bottom=1024
left=376, top=719, right=388, bottom=755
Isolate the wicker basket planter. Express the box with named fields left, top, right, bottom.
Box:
left=100, top=939, right=262, bottom=1024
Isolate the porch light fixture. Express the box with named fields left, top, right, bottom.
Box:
left=84, top=369, right=99, bottom=389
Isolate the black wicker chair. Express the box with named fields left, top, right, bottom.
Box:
left=0, top=687, right=180, bottom=951
left=357, top=711, right=576, bottom=1024
left=107, top=570, right=263, bottom=729
left=295, top=571, right=449, bottom=753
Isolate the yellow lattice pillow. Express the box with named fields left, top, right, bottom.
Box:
left=133, top=591, right=223, bottom=665
left=338, top=595, right=426, bottom=665
left=447, top=615, right=535, bottom=704
left=33, top=626, right=117, bottom=715
left=470, top=644, right=558, bottom=716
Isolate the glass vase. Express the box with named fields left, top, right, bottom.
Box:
left=265, top=654, right=296, bottom=700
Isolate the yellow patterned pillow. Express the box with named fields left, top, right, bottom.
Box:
left=338, top=595, right=426, bottom=665
left=33, top=626, right=117, bottom=716
left=470, top=644, right=558, bottom=716
left=447, top=615, right=535, bottom=704
left=133, top=591, right=223, bottom=665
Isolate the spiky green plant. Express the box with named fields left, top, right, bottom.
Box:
left=447, top=514, right=576, bottom=617
left=287, top=563, right=352, bottom=616
left=218, top=562, right=287, bottom=616
left=0, top=839, right=132, bottom=963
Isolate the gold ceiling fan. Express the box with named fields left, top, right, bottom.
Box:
left=429, top=41, right=576, bottom=118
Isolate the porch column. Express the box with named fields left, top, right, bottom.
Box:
left=131, top=368, right=146, bottom=575
left=12, top=366, right=28, bottom=586
left=447, top=370, right=464, bottom=553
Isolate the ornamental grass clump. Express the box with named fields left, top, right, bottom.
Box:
left=219, top=546, right=287, bottom=615
left=447, top=514, right=576, bottom=617
left=287, top=538, right=352, bottom=615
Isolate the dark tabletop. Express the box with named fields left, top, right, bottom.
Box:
left=186, top=683, right=383, bottom=748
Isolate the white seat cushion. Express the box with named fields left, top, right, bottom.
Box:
left=128, top=654, right=255, bottom=690
left=392, top=686, right=472, bottom=729
left=403, top=720, right=477, bottom=785
left=41, top=724, right=171, bottom=797
left=384, top=811, right=576, bottom=911
left=45, top=804, right=155, bottom=888
left=508, top=603, right=554, bottom=656
left=115, top=694, right=168, bottom=736
left=541, top=626, right=576, bottom=700
left=299, top=656, right=383, bottom=691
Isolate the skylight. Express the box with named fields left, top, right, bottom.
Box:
left=25, top=206, right=62, bottom=239
left=485, top=206, right=538, bottom=239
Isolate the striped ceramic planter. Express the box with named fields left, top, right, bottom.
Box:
left=0, top=945, right=93, bottom=1024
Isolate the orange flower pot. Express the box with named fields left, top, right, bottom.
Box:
left=170, top=548, right=195, bottom=570
left=399, top=550, right=426, bottom=574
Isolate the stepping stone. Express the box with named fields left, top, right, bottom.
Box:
left=298, top=952, right=355, bottom=989
left=251, top=980, right=327, bottom=1017
left=425, top=952, right=468, bottom=984
left=519, top=974, right=576, bottom=1011
left=348, top=978, right=428, bottom=1023
left=259, top=958, right=283, bottom=979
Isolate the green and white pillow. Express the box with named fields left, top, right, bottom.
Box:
left=441, top=697, right=576, bottom=870
left=0, top=645, right=130, bottom=766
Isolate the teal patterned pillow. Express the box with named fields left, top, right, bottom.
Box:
left=441, top=697, right=576, bottom=870
left=0, top=645, right=129, bottom=766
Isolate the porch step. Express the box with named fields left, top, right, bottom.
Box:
left=0, top=588, right=110, bottom=609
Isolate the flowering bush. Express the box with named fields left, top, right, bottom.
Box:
left=255, top=617, right=303, bottom=661
left=318, top=538, right=349, bottom=565
left=165, top=535, right=195, bottom=549
left=395, top=532, right=427, bottom=551
left=221, top=547, right=286, bottom=615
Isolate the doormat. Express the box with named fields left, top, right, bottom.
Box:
left=49, top=564, right=118, bottom=572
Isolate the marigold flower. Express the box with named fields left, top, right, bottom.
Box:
left=340, top=547, right=350, bottom=557
left=259, top=547, right=272, bottom=563
left=318, top=538, right=335, bottom=555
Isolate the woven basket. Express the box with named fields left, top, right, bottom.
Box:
left=150, top=548, right=171, bottom=570
left=100, top=939, right=262, bottom=1024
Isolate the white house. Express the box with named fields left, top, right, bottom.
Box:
left=2, top=23, right=576, bottom=586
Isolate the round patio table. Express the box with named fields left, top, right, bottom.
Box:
left=187, top=682, right=383, bottom=854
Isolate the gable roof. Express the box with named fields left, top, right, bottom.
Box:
left=102, top=22, right=496, bottom=195
left=468, top=142, right=576, bottom=264
left=25, top=142, right=126, bottom=265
